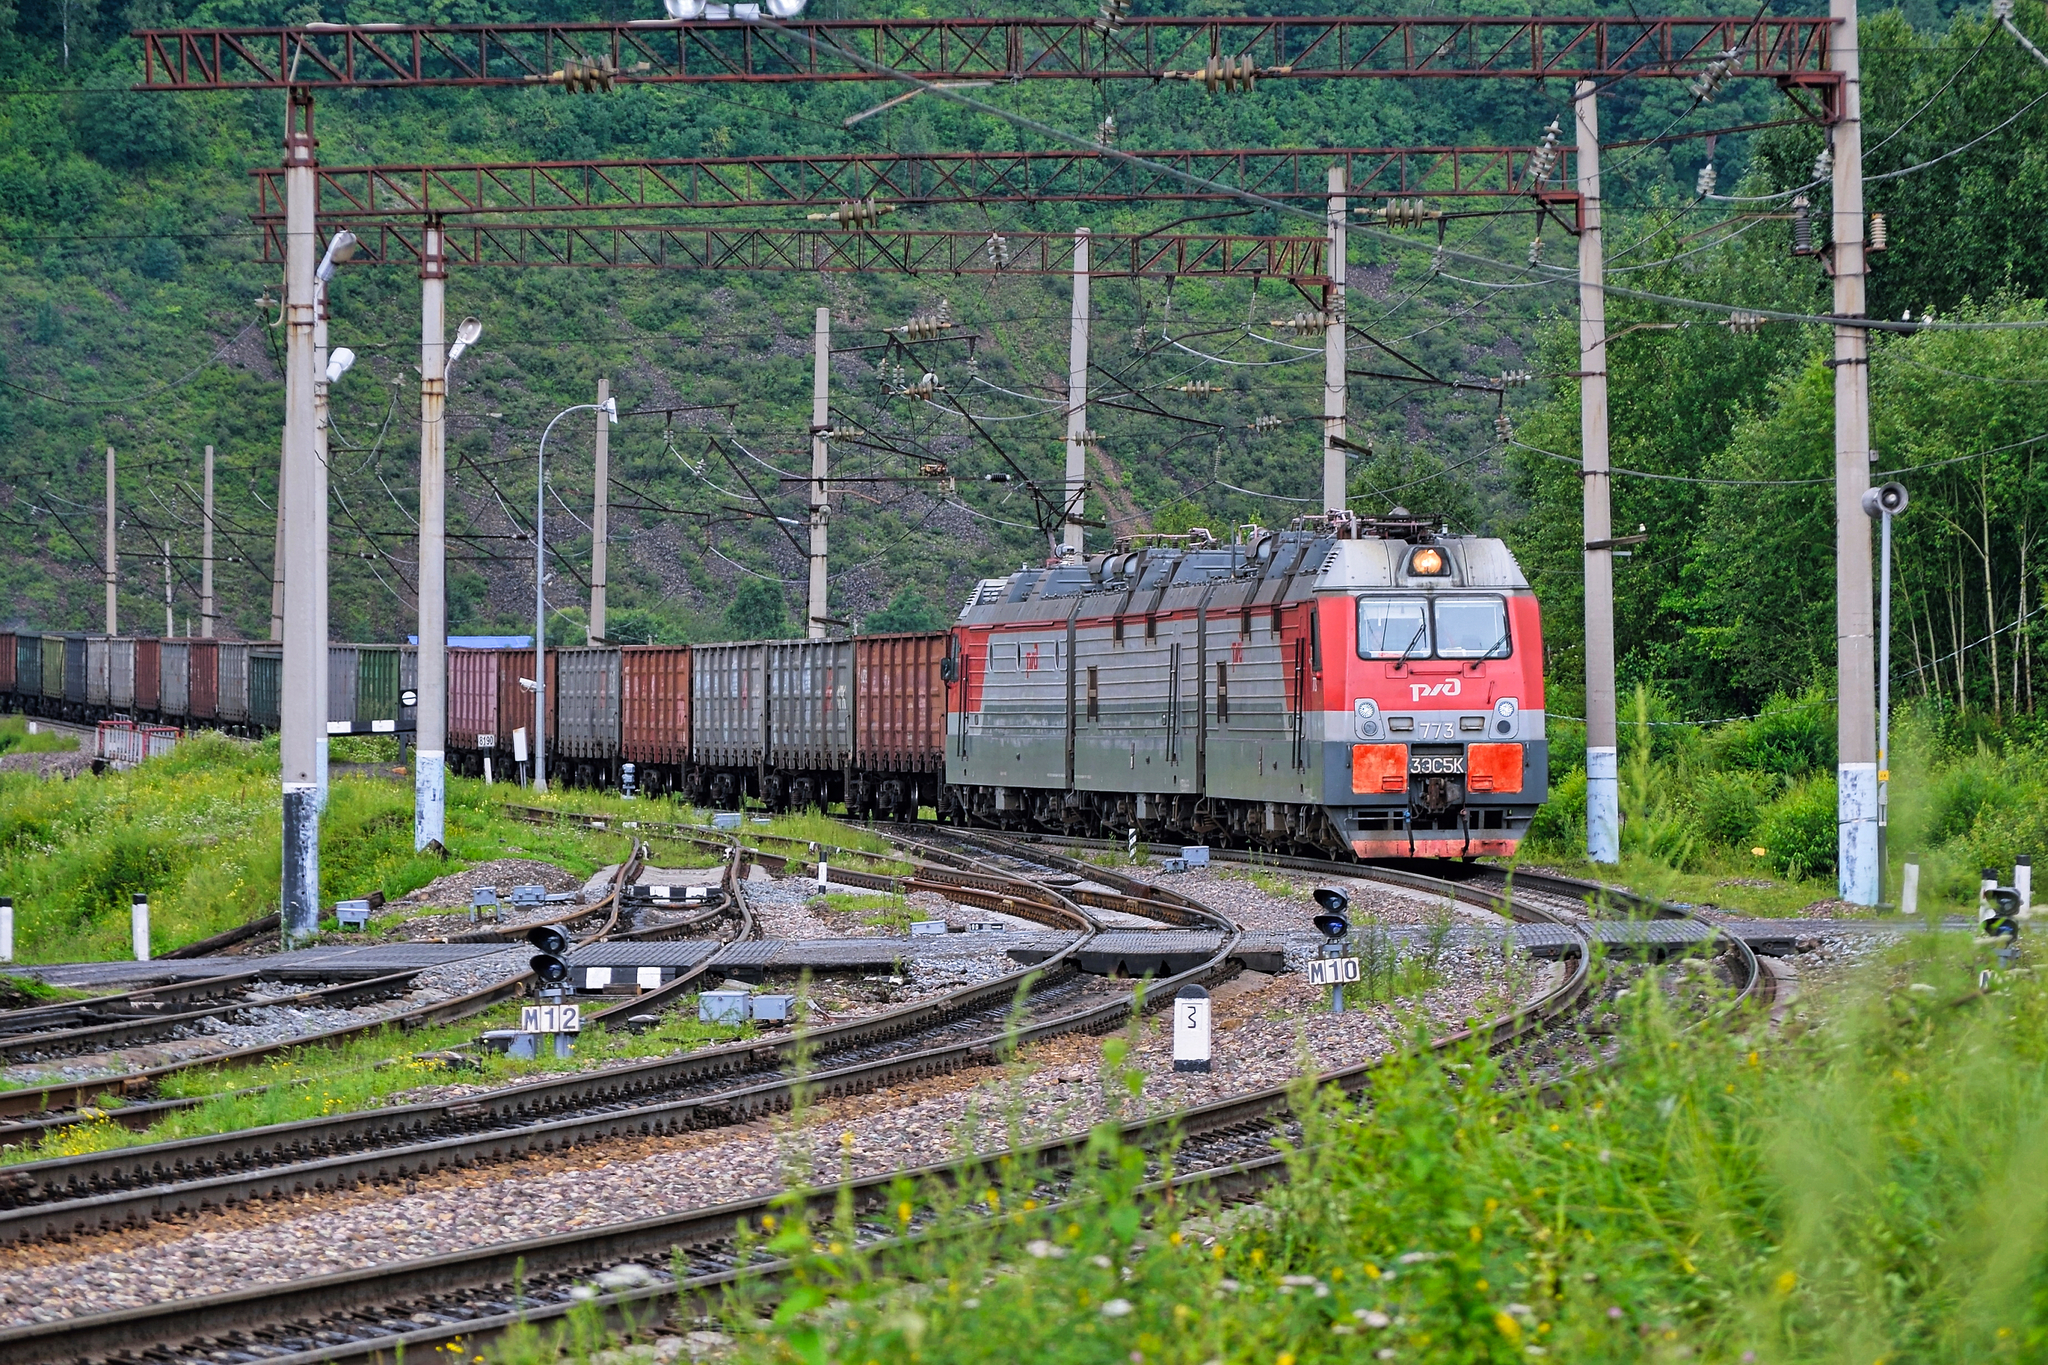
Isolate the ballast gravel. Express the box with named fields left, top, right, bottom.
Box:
left=0, top=947, right=1539, bottom=1325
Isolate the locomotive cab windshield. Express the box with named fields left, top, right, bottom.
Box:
left=1357, top=596, right=1511, bottom=660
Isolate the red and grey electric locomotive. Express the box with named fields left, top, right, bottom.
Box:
left=940, top=511, right=1547, bottom=860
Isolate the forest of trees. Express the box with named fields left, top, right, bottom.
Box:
left=0, top=0, right=2041, bottom=733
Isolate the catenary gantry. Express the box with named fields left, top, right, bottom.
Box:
left=138, top=15, right=1837, bottom=94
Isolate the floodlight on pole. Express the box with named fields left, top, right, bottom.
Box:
left=324, top=347, right=356, bottom=384
left=448, top=316, right=482, bottom=365
left=316, top=229, right=357, bottom=284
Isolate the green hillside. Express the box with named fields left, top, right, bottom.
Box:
left=0, top=0, right=2041, bottom=732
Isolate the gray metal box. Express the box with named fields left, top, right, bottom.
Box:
left=910, top=920, right=949, bottom=936
left=335, top=899, right=372, bottom=930
left=699, top=990, right=751, bottom=1025
left=750, top=993, right=798, bottom=1022
left=1181, top=846, right=1211, bottom=867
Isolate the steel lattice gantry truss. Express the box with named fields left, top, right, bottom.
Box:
left=139, top=15, right=1836, bottom=91
left=250, top=145, right=1575, bottom=220
left=267, top=222, right=1327, bottom=281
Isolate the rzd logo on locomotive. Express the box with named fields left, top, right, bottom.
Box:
left=1409, top=678, right=1463, bottom=702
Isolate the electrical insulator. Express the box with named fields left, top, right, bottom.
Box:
left=920, top=462, right=950, bottom=479
left=985, top=232, right=1009, bottom=267
left=1499, top=370, right=1533, bottom=388
left=1529, top=119, right=1563, bottom=180
left=1869, top=212, right=1888, bottom=252
left=1790, top=194, right=1816, bottom=256
left=1096, top=113, right=1117, bottom=145
left=1094, top=0, right=1131, bottom=34
left=896, top=313, right=953, bottom=341
left=1724, top=311, right=1768, bottom=335
left=1493, top=413, right=1514, bottom=442
left=1527, top=236, right=1543, bottom=266
left=1812, top=147, right=1833, bottom=182
left=898, top=372, right=940, bottom=400
left=1248, top=414, right=1285, bottom=433
left=1430, top=244, right=1446, bottom=275
left=1165, top=53, right=1283, bottom=94
left=1686, top=45, right=1743, bottom=102
left=1173, top=381, right=1219, bottom=396
left=544, top=58, right=622, bottom=93
left=1362, top=198, right=1439, bottom=228
left=1696, top=163, right=1717, bottom=197
left=808, top=198, right=895, bottom=228
left=1269, top=311, right=1335, bottom=336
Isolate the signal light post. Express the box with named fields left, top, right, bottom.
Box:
left=525, top=924, right=577, bottom=1058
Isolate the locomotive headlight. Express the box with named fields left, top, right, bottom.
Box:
left=1492, top=696, right=1518, bottom=737
left=1354, top=698, right=1381, bottom=739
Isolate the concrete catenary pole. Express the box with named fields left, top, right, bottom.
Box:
left=590, top=376, right=610, bottom=645
left=279, top=88, right=322, bottom=942
left=1576, top=81, right=1620, bottom=865
left=1062, top=228, right=1091, bottom=556
left=312, top=253, right=332, bottom=814
left=534, top=421, right=548, bottom=795
left=200, top=445, right=215, bottom=637
left=269, top=464, right=284, bottom=641
left=807, top=311, right=830, bottom=638
left=1832, top=0, right=1879, bottom=905
left=1323, top=166, right=1348, bottom=514
left=415, top=221, right=448, bottom=851
left=104, top=445, right=117, bottom=635
left=163, top=541, right=173, bottom=637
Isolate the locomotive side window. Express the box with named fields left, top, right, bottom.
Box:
left=1356, top=599, right=1431, bottom=659
left=1086, top=666, right=1099, bottom=719
left=1434, top=597, right=1511, bottom=658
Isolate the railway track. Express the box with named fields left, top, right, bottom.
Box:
left=0, top=826, right=1233, bottom=1246
left=0, top=829, right=1606, bottom=1365
left=0, top=852, right=665, bottom=1134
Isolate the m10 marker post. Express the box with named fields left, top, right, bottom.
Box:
left=1311, top=888, right=1357, bottom=1014
left=1173, top=984, right=1211, bottom=1072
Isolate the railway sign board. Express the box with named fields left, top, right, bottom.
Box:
left=520, top=1003, right=582, bottom=1033
left=1173, top=984, right=1211, bottom=1072
left=1306, top=957, right=1361, bottom=987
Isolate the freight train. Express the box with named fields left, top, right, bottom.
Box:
left=0, top=514, right=1546, bottom=860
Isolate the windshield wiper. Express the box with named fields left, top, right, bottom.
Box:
left=1395, top=617, right=1428, bottom=661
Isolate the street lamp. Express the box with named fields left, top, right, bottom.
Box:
left=1863, top=479, right=1908, bottom=904
left=531, top=395, right=618, bottom=793
left=449, top=316, right=482, bottom=365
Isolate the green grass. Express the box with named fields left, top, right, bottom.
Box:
left=1523, top=689, right=2048, bottom=917
left=812, top=890, right=921, bottom=934
left=0, top=735, right=651, bottom=962
left=492, top=927, right=2048, bottom=1365
left=0, top=716, right=77, bottom=756
left=1, top=998, right=753, bottom=1165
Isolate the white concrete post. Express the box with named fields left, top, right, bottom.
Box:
left=1323, top=166, right=1348, bottom=514
left=1832, top=0, right=1879, bottom=905
left=1576, top=81, right=1619, bottom=865
left=279, top=88, right=322, bottom=942
left=808, top=311, right=830, bottom=637
left=1063, top=229, right=1091, bottom=555
left=591, top=376, right=610, bottom=644
left=416, top=220, right=449, bottom=851
left=201, top=445, right=216, bottom=637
